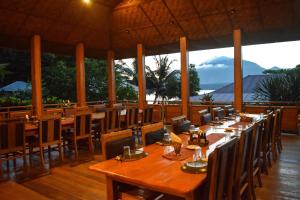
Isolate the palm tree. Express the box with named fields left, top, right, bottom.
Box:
left=147, top=56, right=180, bottom=103
left=115, top=59, right=138, bottom=86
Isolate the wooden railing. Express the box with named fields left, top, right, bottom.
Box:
left=1, top=100, right=299, bottom=133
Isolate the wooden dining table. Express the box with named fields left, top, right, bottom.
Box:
left=24, top=112, right=107, bottom=135
left=89, top=114, right=263, bottom=200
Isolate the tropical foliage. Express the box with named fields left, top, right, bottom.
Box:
left=255, top=65, right=300, bottom=101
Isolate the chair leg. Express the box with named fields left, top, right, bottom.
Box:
left=40, top=147, right=45, bottom=168
left=23, top=149, right=27, bottom=172
left=6, top=155, right=9, bottom=175
left=59, top=143, right=64, bottom=163
left=88, top=136, right=94, bottom=154
left=74, top=140, right=79, bottom=161
left=48, top=145, right=52, bottom=167
left=272, top=142, right=277, bottom=161
left=0, top=159, right=3, bottom=178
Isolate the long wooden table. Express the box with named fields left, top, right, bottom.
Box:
left=89, top=114, right=263, bottom=200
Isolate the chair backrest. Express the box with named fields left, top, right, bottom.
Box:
left=0, top=112, right=8, bottom=120
left=262, top=111, right=273, bottom=152
left=171, top=115, right=191, bottom=134
left=92, top=104, right=106, bottom=113
left=198, top=109, right=212, bottom=125
left=207, top=137, right=239, bottom=200
left=143, top=106, right=153, bottom=125
left=0, top=119, right=25, bottom=153
left=105, top=108, right=121, bottom=133
left=198, top=109, right=208, bottom=125
left=141, top=122, right=164, bottom=145
left=38, top=115, right=62, bottom=145
left=212, top=107, right=225, bottom=120
left=101, top=129, right=133, bottom=160
left=251, top=120, right=264, bottom=168
left=44, top=108, right=63, bottom=117
left=9, top=110, right=31, bottom=119
left=125, top=107, right=139, bottom=129
left=224, top=105, right=235, bottom=116
left=75, top=111, right=92, bottom=138
left=272, top=109, right=281, bottom=142
left=234, top=125, right=254, bottom=199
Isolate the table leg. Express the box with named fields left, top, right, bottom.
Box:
left=185, top=192, right=195, bottom=200
left=106, top=176, right=118, bottom=200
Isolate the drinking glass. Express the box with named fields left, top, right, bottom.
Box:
left=123, top=146, right=131, bottom=157
left=215, top=117, right=219, bottom=122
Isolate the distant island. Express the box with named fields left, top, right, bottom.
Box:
left=196, top=56, right=281, bottom=90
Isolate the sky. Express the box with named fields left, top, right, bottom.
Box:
left=121, top=40, right=300, bottom=70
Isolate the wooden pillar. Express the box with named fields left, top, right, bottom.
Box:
left=107, top=50, right=116, bottom=107
left=76, top=43, right=86, bottom=107
left=137, top=44, right=147, bottom=110
left=233, top=29, right=243, bottom=112
left=31, top=35, right=43, bottom=118
left=180, top=37, right=189, bottom=117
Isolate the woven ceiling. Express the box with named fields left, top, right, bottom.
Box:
left=0, top=0, right=299, bottom=58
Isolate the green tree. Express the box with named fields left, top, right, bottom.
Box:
left=255, top=65, right=300, bottom=101
left=189, top=64, right=200, bottom=96
left=147, top=56, right=180, bottom=103
left=0, top=63, right=11, bottom=82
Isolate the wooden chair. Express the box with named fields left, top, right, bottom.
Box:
left=37, top=115, right=63, bottom=168
left=250, top=120, right=264, bottom=199
left=233, top=125, right=254, bottom=200
left=44, top=108, right=63, bottom=117
left=0, top=119, right=27, bottom=177
left=65, top=111, right=93, bottom=160
left=198, top=109, right=212, bottom=126
left=101, top=129, right=133, bottom=160
left=105, top=108, right=121, bottom=133
left=261, top=111, right=273, bottom=174
left=124, top=107, right=139, bottom=129
left=207, top=137, right=239, bottom=200
left=0, top=112, right=8, bottom=120
left=171, top=115, right=191, bottom=134
left=224, top=105, right=235, bottom=116
left=141, top=122, right=164, bottom=146
left=212, top=107, right=225, bottom=120
left=142, top=106, right=153, bottom=125
left=275, top=108, right=283, bottom=153
left=271, top=109, right=282, bottom=161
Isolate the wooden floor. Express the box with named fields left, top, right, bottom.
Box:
left=0, top=134, right=299, bottom=200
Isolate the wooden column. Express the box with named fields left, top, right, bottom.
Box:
left=31, top=35, right=43, bottom=118
left=233, top=29, right=243, bottom=112
left=137, top=43, right=147, bottom=109
left=76, top=43, right=86, bottom=107
left=180, top=37, right=190, bottom=117
left=107, top=50, right=116, bottom=107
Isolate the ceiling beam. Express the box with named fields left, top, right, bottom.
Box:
left=161, top=0, right=187, bottom=38
left=188, top=0, right=219, bottom=46
left=289, top=0, right=296, bottom=26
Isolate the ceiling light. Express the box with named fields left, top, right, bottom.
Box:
left=83, top=0, right=91, bottom=4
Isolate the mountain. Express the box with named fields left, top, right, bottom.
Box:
left=196, top=56, right=266, bottom=86
left=269, top=66, right=281, bottom=70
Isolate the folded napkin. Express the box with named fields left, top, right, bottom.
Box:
left=170, top=132, right=182, bottom=144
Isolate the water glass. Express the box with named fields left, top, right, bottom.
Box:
left=123, top=146, right=131, bottom=157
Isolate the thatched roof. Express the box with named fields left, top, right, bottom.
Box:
left=0, top=0, right=299, bottom=58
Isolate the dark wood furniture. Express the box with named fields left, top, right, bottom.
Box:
left=141, top=122, right=164, bottom=146
left=171, top=115, right=191, bottom=134
left=37, top=115, right=63, bottom=168
left=261, top=112, right=273, bottom=174
left=198, top=109, right=212, bottom=126
left=142, top=106, right=153, bottom=125
left=212, top=107, right=225, bottom=120
left=207, top=137, right=239, bottom=200
left=105, top=108, right=121, bottom=133
left=234, top=125, right=254, bottom=200
left=124, top=107, right=139, bottom=129
left=0, top=119, right=27, bottom=177
left=101, top=129, right=133, bottom=161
